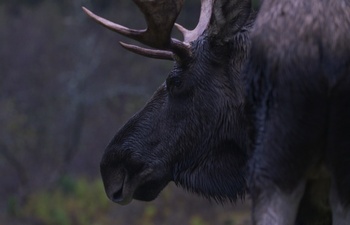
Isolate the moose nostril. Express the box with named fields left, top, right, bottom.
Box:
left=112, top=188, right=123, bottom=201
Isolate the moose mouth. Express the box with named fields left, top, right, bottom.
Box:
left=102, top=166, right=169, bottom=205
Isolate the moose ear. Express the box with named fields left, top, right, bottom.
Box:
left=208, top=0, right=252, bottom=42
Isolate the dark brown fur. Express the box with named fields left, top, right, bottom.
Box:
left=92, top=0, right=350, bottom=224
left=246, top=0, right=350, bottom=224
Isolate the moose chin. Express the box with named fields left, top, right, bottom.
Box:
left=83, top=0, right=350, bottom=224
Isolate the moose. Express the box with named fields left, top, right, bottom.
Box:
left=83, top=0, right=350, bottom=224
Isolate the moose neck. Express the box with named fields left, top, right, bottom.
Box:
left=171, top=36, right=251, bottom=202
left=173, top=138, right=248, bottom=203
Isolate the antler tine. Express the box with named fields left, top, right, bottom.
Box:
left=175, top=0, right=214, bottom=44
left=83, top=6, right=175, bottom=59
left=119, top=42, right=174, bottom=61
left=82, top=7, right=143, bottom=42
left=83, top=0, right=188, bottom=54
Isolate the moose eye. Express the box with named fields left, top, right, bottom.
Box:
left=167, top=76, right=183, bottom=89
left=166, top=73, right=193, bottom=98
left=172, top=77, right=182, bottom=88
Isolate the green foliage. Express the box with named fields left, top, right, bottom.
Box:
left=7, top=196, right=19, bottom=217
left=19, top=177, right=110, bottom=225
left=137, top=205, right=157, bottom=225
left=190, top=215, right=209, bottom=225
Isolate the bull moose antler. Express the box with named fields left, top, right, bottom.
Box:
left=82, top=0, right=214, bottom=60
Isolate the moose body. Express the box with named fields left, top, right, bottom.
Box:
left=246, top=0, right=350, bottom=224
left=84, top=0, right=350, bottom=224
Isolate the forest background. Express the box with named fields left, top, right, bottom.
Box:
left=0, top=0, right=259, bottom=224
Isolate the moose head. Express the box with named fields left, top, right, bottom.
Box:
left=83, top=0, right=253, bottom=205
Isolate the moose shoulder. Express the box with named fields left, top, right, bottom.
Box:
left=83, top=0, right=350, bottom=225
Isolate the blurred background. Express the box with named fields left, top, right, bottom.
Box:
left=0, top=0, right=260, bottom=224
